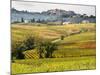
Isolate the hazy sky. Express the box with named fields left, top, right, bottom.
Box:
left=12, top=1, right=96, bottom=16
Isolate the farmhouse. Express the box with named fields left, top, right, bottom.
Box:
left=63, top=22, right=72, bottom=25
left=24, top=20, right=30, bottom=23
left=82, top=20, right=90, bottom=23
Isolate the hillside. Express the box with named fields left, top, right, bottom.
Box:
left=11, top=8, right=96, bottom=23
left=11, top=23, right=96, bottom=74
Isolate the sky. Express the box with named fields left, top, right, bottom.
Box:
left=12, top=0, right=96, bottom=16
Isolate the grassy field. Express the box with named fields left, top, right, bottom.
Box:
left=12, top=56, right=96, bottom=74
left=11, top=23, right=96, bottom=74
left=11, top=23, right=95, bottom=41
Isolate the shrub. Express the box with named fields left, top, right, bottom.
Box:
left=12, top=41, right=26, bottom=59
left=80, top=28, right=88, bottom=32
left=61, top=35, right=64, bottom=40
left=16, top=49, right=25, bottom=59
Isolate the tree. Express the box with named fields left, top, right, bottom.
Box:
left=81, top=14, right=88, bottom=18
left=45, top=42, right=57, bottom=58
left=62, top=14, right=69, bottom=18
left=61, top=19, right=64, bottom=25
left=83, top=14, right=88, bottom=18
left=37, top=19, right=41, bottom=23
left=80, top=15, right=84, bottom=18
left=37, top=41, right=58, bottom=58
left=41, top=19, right=46, bottom=24
left=89, top=15, right=96, bottom=18
left=21, top=17, right=24, bottom=22
left=31, top=18, right=35, bottom=23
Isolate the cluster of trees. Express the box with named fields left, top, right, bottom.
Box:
left=12, top=36, right=58, bottom=59
left=61, top=13, right=96, bottom=19
left=20, top=17, right=47, bottom=23
left=80, top=14, right=96, bottom=18
left=12, top=36, right=35, bottom=59
left=21, top=17, right=35, bottom=23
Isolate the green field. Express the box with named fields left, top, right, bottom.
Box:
left=11, top=23, right=96, bottom=74
left=12, top=56, right=96, bottom=74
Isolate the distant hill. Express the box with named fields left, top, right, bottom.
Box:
left=11, top=8, right=96, bottom=23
